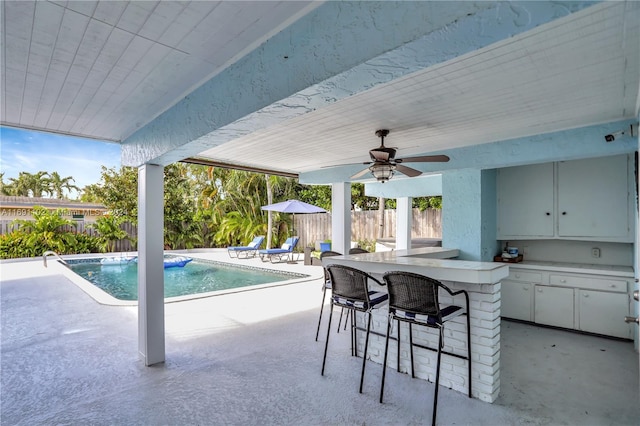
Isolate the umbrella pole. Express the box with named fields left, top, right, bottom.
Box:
left=288, top=212, right=297, bottom=264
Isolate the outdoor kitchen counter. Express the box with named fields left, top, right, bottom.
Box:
left=323, top=247, right=509, bottom=403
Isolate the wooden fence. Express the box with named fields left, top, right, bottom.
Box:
left=294, top=208, right=442, bottom=249
left=1, top=208, right=441, bottom=252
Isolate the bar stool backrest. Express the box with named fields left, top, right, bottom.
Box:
left=348, top=247, right=369, bottom=254
left=320, top=250, right=342, bottom=282
left=326, top=264, right=373, bottom=304
left=383, top=271, right=443, bottom=323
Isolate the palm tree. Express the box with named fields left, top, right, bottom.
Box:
left=8, top=171, right=51, bottom=197
left=7, top=172, right=32, bottom=196
left=0, top=172, right=10, bottom=195
left=210, top=170, right=297, bottom=247
left=47, top=172, right=79, bottom=199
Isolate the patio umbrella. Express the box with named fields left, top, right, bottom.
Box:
left=261, top=199, right=327, bottom=237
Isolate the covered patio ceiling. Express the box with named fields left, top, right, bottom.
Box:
left=2, top=1, right=638, bottom=183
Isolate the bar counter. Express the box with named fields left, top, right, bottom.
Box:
left=323, top=247, right=509, bottom=403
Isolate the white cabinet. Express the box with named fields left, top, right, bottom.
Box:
left=497, top=162, right=554, bottom=238
left=534, top=285, right=574, bottom=329
left=501, top=281, right=533, bottom=321
left=578, top=290, right=632, bottom=339
left=557, top=156, right=631, bottom=239
left=502, top=267, right=633, bottom=339
left=496, top=154, right=633, bottom=242
left=501, top=270, right=539, bottom=321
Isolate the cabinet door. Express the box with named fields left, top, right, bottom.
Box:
left=497, top=162, right=554, bottom=238
left=557, top=155, right=630, bottom=239
left=534, top=286, right=574, bottom=329
left=501, top=280, right=533, bottom=321
left=579, top=290, right=631, bottom=339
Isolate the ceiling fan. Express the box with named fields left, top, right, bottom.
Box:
left=348, top=129, right=450, bottom=183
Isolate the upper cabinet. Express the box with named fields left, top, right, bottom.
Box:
left=557, top=156, right=630, bottom=239
left=497, top=154, right=634, bottom=242
left=497, top=162, right=554, bottom=238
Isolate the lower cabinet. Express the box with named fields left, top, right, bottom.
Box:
left=501, top=267, right=632, bottom=339
left=501, top=280, right=533, bottom=321
left=534, top=285, right=574, bottom=329
left=578, top=290, right=631, bottom=339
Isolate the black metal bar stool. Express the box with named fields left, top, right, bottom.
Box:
left=379, top=271, right=471, bottom=426
left=321, top=264, right=388, bottom=393
left=315, top=250, right=343, bottom=341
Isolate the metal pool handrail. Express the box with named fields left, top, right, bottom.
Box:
left=43, top=251, right=68, bottom=268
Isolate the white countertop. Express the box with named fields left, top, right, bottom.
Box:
left=506, top=261, right=634, bottom=278
left=323, top=247, right=509, bottom=284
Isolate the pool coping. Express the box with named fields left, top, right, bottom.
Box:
left=47, top=251, right=320, bottom=307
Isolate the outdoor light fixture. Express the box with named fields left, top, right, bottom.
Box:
left=370, top=163, right=395, bottom=182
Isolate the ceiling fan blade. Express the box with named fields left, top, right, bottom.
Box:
left=395, top=164, right=422, bottom=177
left=351, top=167, right=372, bottom=179
left=396, top=154, right=450, bottom=163
left=321, top=161, right=371, bottom=169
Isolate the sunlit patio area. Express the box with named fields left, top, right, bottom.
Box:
left=1, top=252, right=637, bottom=425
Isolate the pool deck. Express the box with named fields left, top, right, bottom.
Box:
left=1, top=249, right=639, bottom=425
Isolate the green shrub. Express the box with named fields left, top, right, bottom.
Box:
left=0, top=206, right=102, bottom=259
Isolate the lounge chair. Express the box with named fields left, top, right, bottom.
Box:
left=258, top=236, right=299, bottom=263
left=227, top=236, right=265, bottom=259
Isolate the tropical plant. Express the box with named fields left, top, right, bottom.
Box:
left=209, top=171, right=297, bottom=248
left=0, top=172, right=8, bottom=195
left=296, top=183, right=332, bottom=211
left=87, top=166, right=138, bottom=223
left=9, top=206, right=77, bottom=255
left=163, top=163, right=200, bottom=249
left=89, top=215, right=128, bottom=253
left=6, top=171, right=51, bottom=197
left=383, top=196, right=442, bottom=210
left=47, top=171, right=79, bottom=199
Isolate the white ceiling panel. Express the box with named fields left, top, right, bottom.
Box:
left=1, top=0, right=317, bottom=141
left=196, top=1, right=638, bottom=175
left=1, top=1, right=638, bottom=180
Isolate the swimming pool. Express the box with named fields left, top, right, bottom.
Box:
left=68, top=257, right=307, bottom=301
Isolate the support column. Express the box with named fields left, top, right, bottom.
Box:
left=138, top=164, right=165, bottom=366
left=396, top=197, right=412, bottom=250
left=635, top=111, right=639, bottom=352
left=442, top=169, right=498, bottom=261
left=331, top=182, right=351, bottom=255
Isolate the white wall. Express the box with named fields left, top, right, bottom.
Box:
left=499, top=239, right=634, bottom=267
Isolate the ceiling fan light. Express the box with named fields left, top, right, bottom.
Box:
left=370, top=164, right=395, bottom=182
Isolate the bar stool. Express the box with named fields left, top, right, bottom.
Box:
left=379, top=271, right=471, bottom=426
left=348, top=247, right=369, bottom=254
left=315, top=250, right=342, bottom=341
left=321, top=264, right=388, bottom=393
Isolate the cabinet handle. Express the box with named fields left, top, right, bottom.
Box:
left=583, top=293, right=589, bottom=298
left=537, top=288, right=543, bottom=292
left=560, top=279, right=567, bottom=283
left=562, top=211, right=567, bottom=215
left=609, top=284, right=616, bottom=288
left=545, top=212, right=550, bottom=216
left=515, top=274, right=520, bottom=278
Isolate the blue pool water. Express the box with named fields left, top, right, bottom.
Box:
left=69, top=258, right=302, bottom=301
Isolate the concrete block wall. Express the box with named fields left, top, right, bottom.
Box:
left=354, top=280, right=501, bottom=403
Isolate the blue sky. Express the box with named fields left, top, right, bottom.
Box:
left=0, top=127, right=121, bottom=197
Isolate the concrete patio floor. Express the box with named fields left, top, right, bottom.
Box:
left=1, top=251, right=638, bottom=425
